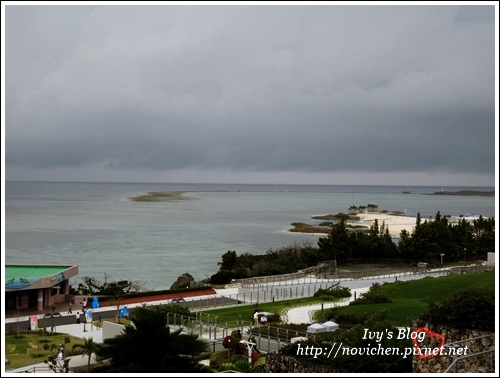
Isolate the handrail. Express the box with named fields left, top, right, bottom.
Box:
left=444, top=347, right=495, bottom=373
left=443, top=334, right=495, bottom=373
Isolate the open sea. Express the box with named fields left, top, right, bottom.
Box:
left=4, top=181, right=496, bottom=291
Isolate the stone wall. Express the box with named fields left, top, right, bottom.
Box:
left=264, top=325, right=494, bottom=373
left=211, top=283, right=241, bottom=289
left=412, top=324, right=495, bottom=373
left=264, top=351, right=335, bottom=373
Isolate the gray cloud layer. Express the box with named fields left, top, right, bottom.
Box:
left=4, top=4, right=497, bottom=185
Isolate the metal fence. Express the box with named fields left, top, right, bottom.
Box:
left=164, top=312, right=312, bottom=353
left=236, top=264, right=494, bottom=288
left=443, top=334, right=495, bottom=373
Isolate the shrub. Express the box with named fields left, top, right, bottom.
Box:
left=417, top=288, right=494, bottom=331
left=349, top=291, right=392, bottom=305
left=349, top=282, right=391, bottom=305
left=266, top=312, right=281, bottom=323
left=280, top=310, right=412, bottom=373
left=159, top=304, right=192, bottom=316
left=314, top=286, right=351, bottom=299
left=325, top=311, right=369, bottom=329
left=218, top=359, right=264, bottom=373
left=209, top=351, right=240, bottom=368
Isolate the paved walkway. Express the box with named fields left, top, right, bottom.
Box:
left=284, top=286, right=371, bottom=324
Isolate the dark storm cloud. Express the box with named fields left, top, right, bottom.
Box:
left=4, top=4, right=496, bottom=184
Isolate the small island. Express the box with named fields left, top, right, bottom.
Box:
left=288, top=207, right=423, bottom=237
left=431, top=190, right=494, bottom=197
left=288, top=212, right=369, bottom=234
left=129, top=191, right=192, bottom=202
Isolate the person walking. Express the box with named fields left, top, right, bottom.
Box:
left=67, top=302, right=73, bottom=314
left=76, top=312, right=80, bottom=324
left=253, top=310, right=259, bottom=326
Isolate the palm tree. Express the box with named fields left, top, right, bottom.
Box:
left=72, top=337, right=99, bottom=372
left=94, top=306, right=209, bottom=373
left=50, top=303, right=56, bottom=333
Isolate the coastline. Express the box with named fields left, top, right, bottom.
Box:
left=287, top=212, right=421, bottom=238
left=353, top=212, right=418, bottom=237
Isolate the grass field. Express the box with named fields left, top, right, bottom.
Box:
left=199, top=296, right=338, bottom=325
left=319, top=270, right=495, bottom=327
left=5, top=332, right=84, bottom=370
left=201, top=271, right=494, bottom=327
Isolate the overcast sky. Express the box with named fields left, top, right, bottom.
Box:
left=2, top=2, right=498, bottom=186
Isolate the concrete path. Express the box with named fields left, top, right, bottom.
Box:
left=284, top=286, right=371, bottom=324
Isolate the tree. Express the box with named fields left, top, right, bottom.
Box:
left=44, top=337, right=71, bottom=373
left=108, top=297, right=123, bottom=324
left=318, top=219, right=352, bottom=264
left=410, top=211, right=453, bottom=262
left=72, top=273, right=147, bottom=296
left=472, top=215, right=495, bottom=255
left=94, top=306, right=209, bottom=373
left=218, top=250, right=238, bottom=271
left=73, top=337, right=99, bottom=372
left=397, top=229, right=415, bottom=261
left=50, top=303, right=57, bottom=333
left=417, top=289, right=495, bottom=332
left=12, top=309, right=24, bottom=338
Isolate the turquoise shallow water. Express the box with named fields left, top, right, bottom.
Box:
left=5, top=181, right=496, bottom=290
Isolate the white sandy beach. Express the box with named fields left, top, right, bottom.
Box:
left=351, top=212, right=420, bottom=237
left=290, top=212, right=423, bottom=238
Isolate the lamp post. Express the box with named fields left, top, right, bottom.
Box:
left=440, top=254, right=445, bottom=267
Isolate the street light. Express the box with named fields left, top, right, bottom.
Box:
left=440, top=254, right=445, bottom=267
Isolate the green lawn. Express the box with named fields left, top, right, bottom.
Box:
left=320, top=271, right=495, bottom=327
left=199, top=296, right=339, bottom=325
left=5, top=332, right=84, bottom=370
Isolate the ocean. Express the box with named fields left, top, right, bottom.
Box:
left=4, top=181, right=496, bottom=291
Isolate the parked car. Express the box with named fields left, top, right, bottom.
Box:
left=170, top=297, right=185, bottom=304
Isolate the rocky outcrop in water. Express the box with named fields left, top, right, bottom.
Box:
left=170, top=272, right=195, bottom=290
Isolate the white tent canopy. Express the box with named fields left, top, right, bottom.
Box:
left=322, top=321, right=339, bottom=332
left=307, top=323, right=326, bottom=333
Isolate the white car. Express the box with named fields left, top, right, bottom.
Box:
left=170, top=297, right=186, bottom=304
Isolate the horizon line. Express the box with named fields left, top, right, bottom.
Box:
left=3, top=179, right=496, bottom=189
